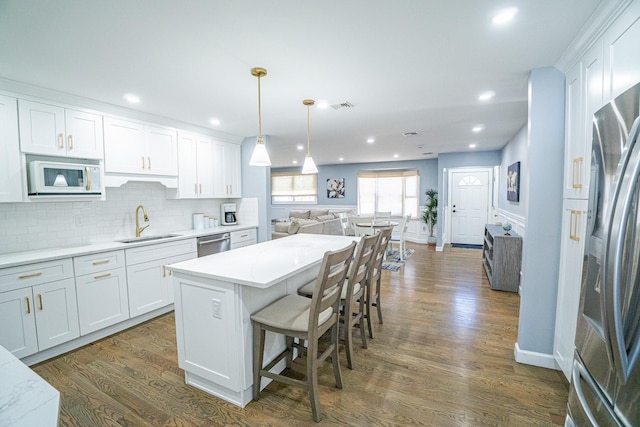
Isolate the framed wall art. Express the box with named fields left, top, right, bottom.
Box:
left=326, top=178, right=345, bottom=198
left=507, top=161, right=520, bottom=202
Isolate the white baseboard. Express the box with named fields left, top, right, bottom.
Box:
left=514, top=342, right=560, bottom=370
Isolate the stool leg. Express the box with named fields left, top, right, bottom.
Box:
left=344, top=307, right=354, bottom=370
left=307, top=337, right=322, bottom=422
left=365, top=279, right=375, bottom=339
left=358, top=296, right=368, bottom=349
left=252, top=323, right=265, bottom=401
left=375, top=276, right=383, bottom=324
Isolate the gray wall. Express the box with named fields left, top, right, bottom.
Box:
left=516, top=67, right=565, bottom=355
left=272, top=158, right=438, bottom=210
left=500, top=125, right=528, bottom=219
left=241, top=136, right=272, bottom=243
left=436, top=150, right=502, bottom=246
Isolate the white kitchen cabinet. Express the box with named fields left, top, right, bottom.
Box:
left=103, top=117, right=178, bottom=176
left=230, top=228, right=257, bottom=250
left=18, top=99, right=104, bottom=159
left=0, top=94, right=22, bottom=202
left=125, top=239, right=197, bottom=317
left=0, top=258, right=79, bottom=359
left=603, top=2, right=640, bottom=100
left=562, top=62, right=585, bottom=199
left=213, top=141, right=242, bottom=198
left=554, top=199, right=588, bottom=380
left=74, top=250, right=129, bottom=335
left=176, top=131, right=215, bottom=198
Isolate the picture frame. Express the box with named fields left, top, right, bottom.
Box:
left=326, top=178, right=345, bottom=198
left=507, top=161, right=520, bottom=202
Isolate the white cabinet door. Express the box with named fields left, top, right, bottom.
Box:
left=177, top=131, right=198, bottom=198
left=104, top=117, right=146, bottom=173
left=554, top=198, right=588, bottom=380
left=603, top=3, right=640, bottom=100
left=0, top=288, right=38, bottom=358
left=75, top=267, right=129, bottom=335
left=196, top=135, right=215, bottom=198
left=18, top=99, right=103, bottom=159
left=127, top=259, right=169, bottom=317
left=32, top=278, right=80, bottom=351
left=563, top=62, right=585, bottom=199
left=213, top=141, right=242, bottom=198
left=145, top=125, right=177, bottom=176
left=163, top=252, right=196, bottom=304
left=64, top=108, right=104, bottom=159
left=0, top=95, right=22, bottom=202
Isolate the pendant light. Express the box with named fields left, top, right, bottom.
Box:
left=301, top=99, right=318, bottom=174
left=249, top=67, right=271, bottom=166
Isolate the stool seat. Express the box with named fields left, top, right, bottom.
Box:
left=251, top=294, right=334, bottom=332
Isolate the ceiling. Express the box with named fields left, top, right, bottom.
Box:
left=0, top=0, right=602, bottom=168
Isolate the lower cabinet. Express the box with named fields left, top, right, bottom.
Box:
left=0, top=258, right=79, bottom=359
left=126, top=239, right=197, bottom=317
left=74, top=250, right=130, bottom=335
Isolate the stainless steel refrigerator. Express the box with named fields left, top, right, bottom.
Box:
left=566, top=82, right=640, bottom=426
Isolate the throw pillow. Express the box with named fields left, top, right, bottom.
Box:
left=274, top=222, right=290, bottom=233
left=289, top=210, right=310, bottom=219
left=287, top=220, right=301, bottom=234
left=309, top=209, right=329, bottom=219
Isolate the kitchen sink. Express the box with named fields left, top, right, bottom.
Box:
left=115, top=234, right=182, bottom=244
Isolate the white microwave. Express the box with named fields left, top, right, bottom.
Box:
left=28, top=161, right=102, bottom=196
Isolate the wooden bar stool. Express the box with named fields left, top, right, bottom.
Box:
left=251, top=242, right=356, bottom=422
left=365, top=226, right=393, bottom=338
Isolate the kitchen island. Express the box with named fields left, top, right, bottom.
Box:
left=167, top=234, right=358, bottom=408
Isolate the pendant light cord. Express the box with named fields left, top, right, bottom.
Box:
left=306, top=104, right=311, bottom=156
left=257, top=74, right=262, bottom=138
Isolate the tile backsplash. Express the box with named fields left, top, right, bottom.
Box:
left=0, top=182, right=230, bottom=254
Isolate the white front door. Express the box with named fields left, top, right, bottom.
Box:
left=450, top=170, right=490, bottom=245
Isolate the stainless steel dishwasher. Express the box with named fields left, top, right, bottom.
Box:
left=197, top=233, right=230, bottom=257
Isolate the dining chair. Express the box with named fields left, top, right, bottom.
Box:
left=389, top=214, right=411, bottom=261
left=298, top=233, right=380, bottom=370
left=373, top=211, right=391, bottom=223
left=336, top=212, right=350, bottom=236
left=351, top=215, right=374, bottom=236
left=364, top=226, right=392, bottom=338
left=251, top=242, right=356, bottom=423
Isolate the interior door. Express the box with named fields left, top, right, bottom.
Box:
left=450, top=170, right=490, bottom=245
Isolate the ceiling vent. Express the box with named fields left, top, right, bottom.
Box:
left=402, top=131, right=418, bottom=136
left=330, top=101, right=355, bottom=110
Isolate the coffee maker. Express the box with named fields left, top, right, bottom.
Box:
left=220, top=203, right=238, bottom=226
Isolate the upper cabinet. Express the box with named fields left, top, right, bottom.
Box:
left=175, top=131, right=215, bottom=198
left=103, top=117, right=178, bottom=177
left=0, top=95, right=23, bottom=203
left=603, top=4, right=640, bottom=100
left=18, top=99, right=104, bottom=159
left=213, top=141, right=242, bottom=198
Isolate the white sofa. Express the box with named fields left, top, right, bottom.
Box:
left=271, top=208, right=353, bottom=239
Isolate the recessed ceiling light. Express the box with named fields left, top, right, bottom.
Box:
left=339, top=157, right=344, bottom=161
left=292, top=160, right=298, bottom=164
left=209, top=118, right=221, bottom=126
left=472, top=125, right=485, bottom=133
left=297, top=144, right=304, bottom=150
left=124, top=93, right=140, bottom=104
left=492, top=7, right=518, bottom=25
left=478, top=91, right=495, bottom=101
left=469, top=143, right=477, bottom=149
left=317, top=100, right=329, bottom=109
left=367, top=138, right=375, bottom=144
left=393, top=154, right=399, bottom=158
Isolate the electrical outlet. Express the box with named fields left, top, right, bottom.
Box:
left=212, top=299, right=222, bottom=319
left=75, top=215, right=83, bottom=227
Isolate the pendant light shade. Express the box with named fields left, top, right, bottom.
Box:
left=301, top=99, right=318, bottom=174
left=249, top=67, right=271, bottom=166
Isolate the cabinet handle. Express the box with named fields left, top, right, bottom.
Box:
left=148, top=157, right=151, bottom=170
left=240, top=234, right=247, bottom=238
left=141, top=156, right=145, bottom=169
left=162, top=265, right=166, bottom=278
left=194, top=183, right=198, bottom=194
left=199, top=184, right=202, bottom=194
left=25, top=297, right=31, bottom=314
left=38, top=294, right=43, bottom=311
left=94, top=273, right=111, bottom=280
left=68, top=134, right=74, bottom=150
left=92, top=259, right=110, bottom=266
left=573, top=211, right=581, bottom=242
left=572, top=157, right=583, bottom=189
left=58, top=133, right=64, bottom=149
left=229, top=185, right=232, bottom=194
left=18, top=272, right=42, bottom=280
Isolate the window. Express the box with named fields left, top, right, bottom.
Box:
left=271, top=172, right=317, bottom=203
left=458, top=175, right=481, bottom=185
left=357, top=170, right=419, bottom=217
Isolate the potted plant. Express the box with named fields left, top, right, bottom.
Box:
left=422, top=188, right=438, bottom=246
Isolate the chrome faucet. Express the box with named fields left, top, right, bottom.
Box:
left=135, top=205, right=150, bottom=237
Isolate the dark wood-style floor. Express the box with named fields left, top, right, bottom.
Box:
left=33, top=243, right=569, bottom=426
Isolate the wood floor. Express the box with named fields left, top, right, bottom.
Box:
left=32, top=243, right=569, bottom=426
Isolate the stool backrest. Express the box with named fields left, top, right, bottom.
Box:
left=344, top=233, right=380, bottom=304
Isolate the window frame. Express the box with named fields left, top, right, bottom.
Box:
left=271, top=172, right=318, bottom=204
left=357, top=169, right=419, bottom=217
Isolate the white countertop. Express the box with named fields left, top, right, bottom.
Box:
left=0, top=345, right=60, bottom=426
left=168, top=234, right=359, bottom=288
left=0, top=223, right=258, bottom=269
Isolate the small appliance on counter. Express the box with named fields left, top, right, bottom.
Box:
left=221, top=203, right=237, bottom=225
